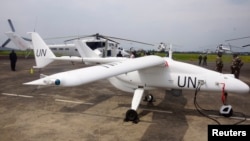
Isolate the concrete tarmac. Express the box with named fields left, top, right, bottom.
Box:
left=0, top=57, right=249, bottom=141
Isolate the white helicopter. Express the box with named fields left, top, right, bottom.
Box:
left=1, top=19, right=79, bottom=56
left=216, top=44, right=231, bottom=53
left=1, top=19, right=130, bottom=57
left=215, top=43, right=246, bottom=54
left=24, top=32, right=249, bottom=123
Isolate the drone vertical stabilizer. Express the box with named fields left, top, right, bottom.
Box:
left=29, top=32, right=56, bottom=68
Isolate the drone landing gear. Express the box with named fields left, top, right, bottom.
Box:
left=219, top=90, right=233, bottom=117
left=124, top=109, right=139, bottom=123
left=124, top=93, right=155, bottom=123
left=124, top=89, right=155, bottom=123
left=124, top=88, right=144, bottom=124
left=143, top=94, right=154, bottom=102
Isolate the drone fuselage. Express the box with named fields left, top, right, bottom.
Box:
left=109, top=58, right=249, bottom=94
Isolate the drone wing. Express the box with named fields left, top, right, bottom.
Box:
left=24, top=55, right=165, bottom=86
left=52, top=56, right=128, bottom=64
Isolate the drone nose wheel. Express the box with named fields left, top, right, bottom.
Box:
left=144, top=94, right=154, bottom=102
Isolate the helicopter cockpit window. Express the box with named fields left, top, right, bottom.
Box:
left=109, top=43, right=114, bottom=47
left=86, top=42, right=106, bottom=50
left=51, top=48, right=57, bottom=51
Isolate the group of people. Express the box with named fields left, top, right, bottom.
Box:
left=198, top=52, right=244, bottom=79
left=215, top=52, right=244, bottom=79
left=117, top=50, right=138, bottom=58
left=198, top=54, right=207, bottom=66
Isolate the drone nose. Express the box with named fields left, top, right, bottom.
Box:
left=225, top=78, right=249, bottom=94
left=239, top=82, right=250, bottom=94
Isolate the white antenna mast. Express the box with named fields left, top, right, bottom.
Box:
left=168, top=43, right=173, bottom=59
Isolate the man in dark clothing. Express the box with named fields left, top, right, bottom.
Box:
left=198, top=54, right=202, bottom=65
left=116, top=51, right=123, bottom=57
left=215, top=52, right=223, bottom=73
left=231, top=54, right=243, bottom=79
left=202, top=54, right=207, bottom=66
left=9, top=50, right=17, bottom=71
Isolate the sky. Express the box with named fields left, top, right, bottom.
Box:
left=0, top=0, right=250, bottom=52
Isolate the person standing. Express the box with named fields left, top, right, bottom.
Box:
left=130, top=51, right=136, bottom=58
left=231, top=54, right=244, bottom=79
left=198, top=54, right=202, bottom=65
left=202, top=54, right=207, bottom=66
left=116, top=51, right=123, bottom=57
left=215, top=52, right=223, bottom=73
left=9, top=50, right=17, bottom=71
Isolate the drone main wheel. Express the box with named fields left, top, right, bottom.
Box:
left=144, top=94, right=154, bottom=102
left=124, top=109, right=139, bottom=123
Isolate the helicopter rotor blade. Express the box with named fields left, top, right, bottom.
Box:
left=242, top=44, right=250, bottom=47
left=63, top=33, right=99, bottom=43
left=64, top=33, right=120, bottom=44
left=105, top=36, right=154, bottom=46
left=22, top=37, right=32, bottom=42
left=1, top=19, right=15, bottom=48
left=63, top=33, right=154, bottom=47
left=96, top=34, right=120, bottom=44
left=225, top=36, right=250, bottom=42
left=1, top=39, right=11, bottom=47
left=8, top=19, right=15, bottom=32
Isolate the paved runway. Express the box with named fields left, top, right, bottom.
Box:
left=0, top=57, right=249, bottom=141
